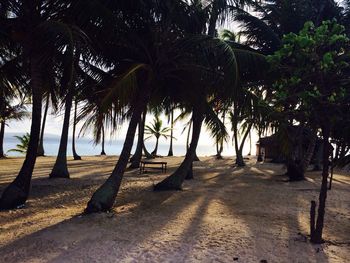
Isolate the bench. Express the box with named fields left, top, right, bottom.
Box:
left=140, top=161, right=167, bottom=174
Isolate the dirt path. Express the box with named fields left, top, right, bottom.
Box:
left=0, top=156, right=349, bottom=262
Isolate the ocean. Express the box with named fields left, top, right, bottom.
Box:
left=3, top=133, right=240, bottom=157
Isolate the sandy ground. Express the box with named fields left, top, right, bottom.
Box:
left=0, top=155, right=349, bottom=263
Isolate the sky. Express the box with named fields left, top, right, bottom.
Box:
left=6, top=106, right=259, bottom=156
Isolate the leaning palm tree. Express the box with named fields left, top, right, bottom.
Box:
left=84, top=0, right=217, bottom=212
left=144, top=115, right=172, bottom=156
left=0, top=0, right=102, bottom=210
left=154, top=34, right=267, bottom=191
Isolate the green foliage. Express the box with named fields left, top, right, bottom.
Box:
left=267, top=20, right=350, bottom=129
left=8, top=133, right=30, bottom=155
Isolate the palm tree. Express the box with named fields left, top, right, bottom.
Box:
left=37, top=95, right=50, bottom=157
left=8, top=133, right=30, bottom=155
left=0, top=103, right=29, bottom=158
left=49, top=60, right=77, bottom=179
left=207, top=0, right=253, bottom=36
left=233, top=0, right=342, bottom=54
left=154, top=103, right=206, bottom=191
left=72, top=98, right=82, bottom=160
left=232, top=0, right=342, bottom=172
left=100, top=125, right=107, bottom=156
left=167, top=108, right=175, bottom=156
left=229, top=86, right=257, bottom=167
left=37, top=74, right=59, bottom=157
left=144, top=115, right=172, bottom=156
left=0, top=0, right=99, bottom=210
left=85, top=0, right=240, bottom=212
left=50, top=39, right=93, bottom=178
left=154, top=36, right=266, bottom=190
left=129, top=107, right=147, bottom=168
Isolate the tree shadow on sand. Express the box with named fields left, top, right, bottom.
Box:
left=0, top=158, right=348, bottom=262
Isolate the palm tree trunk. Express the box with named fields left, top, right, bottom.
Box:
left=216, top=137, right=221, bottom=159
left=101, top=125, right=106, bottom=155
left=233, top=128, right=243, bottom=166
left=37, top=95, right=49, bottom=156
left=0, top=54, right=43, bottom=210
left=49, top=90, right=73, bottom=179
left=235, top=123, right=252, bottom=166
left=302, top=132, right=317, bottom=172
left=142, top=110, right=154, bottom=160
left=85, top=87, right=151, bottom=213
left=143, top=142, right=154, bottom=159
left=257, top=131, right=263, bottom=162
left=167, top=109, right=174, bottom=156
left=130, top=108, right=146, bottom=168
left=219, top=139, right=224, bottom=156
left=208, top=1, right=219, bottom=37
left=248, top=130, right=252, bottom=156
left=154, top=106, right=203, bottom=191
left=186, top=119, right=192, bottom=150
left=313, top=142, right=323, bottom=171
left=186, top=119, right=200, bottom=161
left=185, top=162, right=193, bottom=180
left=72, top=99, right=81, bottom=160
left=286, top=128, right=305, bottom=181
left=152, top=138, right=159, bottom=156
left=0, top=120, right=5, bottom=158
left=310, top=126, right=331, bottom=244
left=193, top=151, right=200, bottom=161
left=216, top=111, right=225, bottom=160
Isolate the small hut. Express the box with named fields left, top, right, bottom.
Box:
left=256, top=134, right=285, bottom=162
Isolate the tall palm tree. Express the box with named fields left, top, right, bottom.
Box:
left=167, top=108, right=175, bottom=156
left=0, top=0, right=98, bottom=210
left=50, top=52, right=79, bottom=179
left=37, top=72, right=59, bottom=157
left=85, top=0, right=242, bottom=212
left=100, top=125, right=107, bottom=155
left=144, top=115, right=172, bottom=156
left=154, top=35, right=266, bottom=190
left=37, top=95, right=50, bottom=157
left=72, top=98, right=82, bottom=160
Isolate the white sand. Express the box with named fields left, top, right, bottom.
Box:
left=0, top=156, right=349, bottom=263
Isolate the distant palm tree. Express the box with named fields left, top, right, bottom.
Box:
left=0, top=103, right=29, bottom=158
left=145, top=115, right=172, bottom=156
left=8, top=133, right=30, bottom=155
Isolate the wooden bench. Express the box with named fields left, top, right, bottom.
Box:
left=140, top=161, right=167, bottom=174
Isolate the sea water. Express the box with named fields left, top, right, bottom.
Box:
left=3, top=133, right=232, bottom=157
